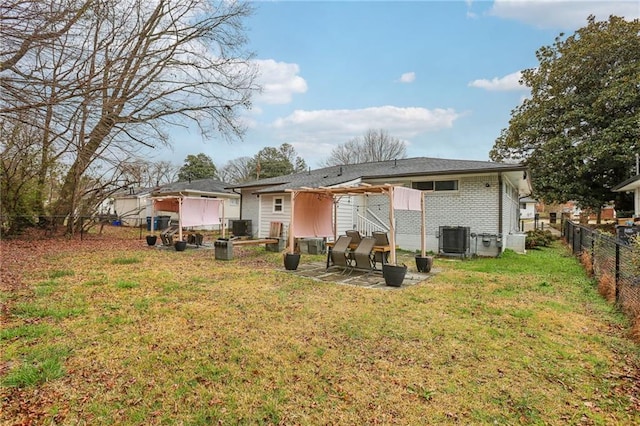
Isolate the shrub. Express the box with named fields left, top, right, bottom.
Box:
left=525, top=229, right=554, bottom=249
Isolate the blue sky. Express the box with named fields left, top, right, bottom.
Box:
left=164, top=0, right=640, bottom=169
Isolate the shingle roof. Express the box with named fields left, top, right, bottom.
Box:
left=153, top=178, right=235, bottom=195
left=612, top=174, right=640, bottom=192
left=228, top=157, right=526, bottom=194
left=112, top=187, right=154, bottom=198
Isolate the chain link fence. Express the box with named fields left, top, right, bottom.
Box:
left=563, top=220, right=639, bottom=321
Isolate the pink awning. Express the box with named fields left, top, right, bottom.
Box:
left=181, top=198, right=221, bottom=227
left=292, top=192, right=334, bottom=237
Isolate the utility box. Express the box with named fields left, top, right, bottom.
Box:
left=307, top=238, right=324, bottom=255
left=214, top=239, right=233, bottom=260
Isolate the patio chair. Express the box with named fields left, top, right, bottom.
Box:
left=351, top=237, right=376, bottom=272
left=346, top=230, right=362, bottom=246
left=328, top=235, right=352, bottom=271
left=372, top=231, right=390, bottom=267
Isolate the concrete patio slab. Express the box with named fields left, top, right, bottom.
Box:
left=282, top=261, right=435, bottom=289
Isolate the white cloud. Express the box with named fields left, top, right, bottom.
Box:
left=253, top=59, right=308, bottom=105
left=468, top=71, right=526, bottom=91
left=270, top=106, right=460, bottom=162
left=489, top=0, right=640, bottom=29
left=398, top=72, right=416, bottom=83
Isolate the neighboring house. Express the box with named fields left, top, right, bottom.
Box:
left=612, top=174, right=640, bottom=218
left=519, top=197, right=537, bottom=220
left=111, top=187, right=154, bottom=227
left=151, top=178, right=240, bottom=230
left=228, top=157, right=532, bottom=256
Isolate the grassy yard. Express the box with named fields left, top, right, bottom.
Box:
left=1, top=230, right=638, bottom=425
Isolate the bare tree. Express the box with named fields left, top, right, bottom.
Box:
left=218, top=156, right=254, bottom=183
left=0, top=0, right=91, bottom=73
left=322, top=129, right=407, bottom=166
left=119, top=159, right=177, bottom=188
left=2, top=0, right=258, bottom=231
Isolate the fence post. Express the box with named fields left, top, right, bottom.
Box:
left=615, top=244, right=620, bottom=303
left=591, top=234, right=595, bottom=269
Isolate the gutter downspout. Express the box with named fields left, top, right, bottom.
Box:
left=178, top=193, right=184, bottom=242
left=498, top=173, right=503, bottom=243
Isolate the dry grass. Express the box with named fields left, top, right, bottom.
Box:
left=580, top=251, right=594, bottom=277
left=597, top=272, right=617, bottom=303
left=1, top=228, right=639, bottom=425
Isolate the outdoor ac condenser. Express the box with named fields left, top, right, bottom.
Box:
left=439, top=226, right=470, bottom=256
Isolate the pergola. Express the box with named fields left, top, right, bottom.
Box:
left=149, top=195, right=226, bottom=242
left=285, top=183, right=425, bottom=265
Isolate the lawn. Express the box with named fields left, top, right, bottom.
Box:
left=1, top=228, right=638, bottom=425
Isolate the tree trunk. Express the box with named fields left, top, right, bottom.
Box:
left=52, top=116, right=115, bottom=230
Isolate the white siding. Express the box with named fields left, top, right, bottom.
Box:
left=520, top=202, right=536, bottom=219
left=258, top=193, right=290, bottom=239
left=113, top=197, right=147, bottom=226
left=240, top=189, right=260, bottom=238
left=334, top=196, right=353, bottom=239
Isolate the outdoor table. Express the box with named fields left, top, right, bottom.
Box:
left=325, top=241, right=391, bottom=269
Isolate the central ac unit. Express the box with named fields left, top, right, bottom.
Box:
left=439, top=226, right=470, bottom=256
left=231, top=219, right=252, bottom=237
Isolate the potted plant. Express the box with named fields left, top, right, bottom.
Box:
left=415, top=253, right=433, bottom=273
left=283, top=250, right=301, bottom=270
left=146, top=235, right=157, bottom=246
left=174, top=240, right=187, bottom=251
left=414, top=194, right=433, bottom=273
left=382, top=263, right=407, bottom=287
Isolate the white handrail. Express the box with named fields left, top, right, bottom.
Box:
left=356, top=213, right=389, bottom=236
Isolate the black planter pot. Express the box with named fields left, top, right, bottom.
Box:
left=284, top=253, right=301, bottom=270
left=415, top=255, right=433, bottom=273
left=382, top=264, right=407, bottom=287
left=174, top=240, right=187, bottom=252
left=146, top=235, right=157, bottom=246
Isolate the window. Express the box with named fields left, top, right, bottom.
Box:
left=412, top=180, right=458, bottom=192
left=435, top=180, right=458, bottom=191
left=273, top=197, right=283, bottom=213
left=412, top=181, right=434, bottom=191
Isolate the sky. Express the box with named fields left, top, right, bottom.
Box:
left=161, top=0, right=640, bottom=170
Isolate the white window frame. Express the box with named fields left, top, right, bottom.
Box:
left=273, top=197, right=283, bottom=213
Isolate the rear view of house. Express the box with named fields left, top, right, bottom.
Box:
left=228, top=157, right=532, bottom=257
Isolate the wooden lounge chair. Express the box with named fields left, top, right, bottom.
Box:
left=328, top=235, right=352, bottom=271
left=351, top=237, right=376, bottom=272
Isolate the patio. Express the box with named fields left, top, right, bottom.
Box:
left=282, top=260, right=435, bottom=289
